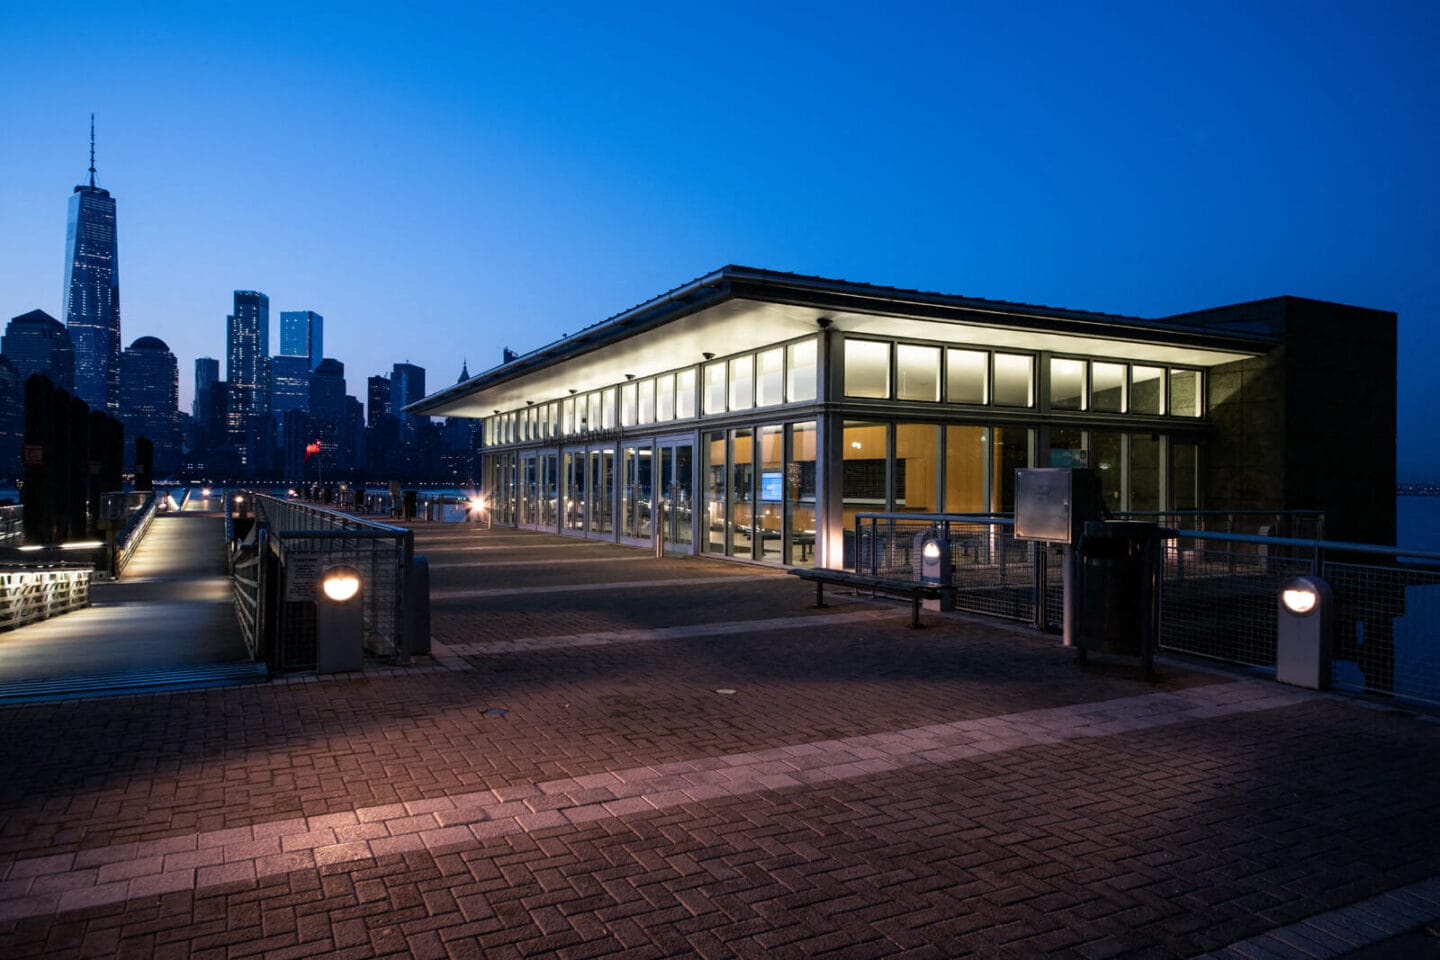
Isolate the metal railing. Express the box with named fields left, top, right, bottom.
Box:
left=0, top=505, right=23, bottom=547
left=0, top=563, right=92, bottom=630
left=113, top=491, right=158, bottom=577
left=850, top=512, right=1440, bottom=708
left=854, top=514, right=1049, bottom=625
left=232, top=493, right=417, bottom=673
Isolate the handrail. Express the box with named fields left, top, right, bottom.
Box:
left=1175, top=529, right=1440, bottom=563
left=114, top=491, right=159, bottom=577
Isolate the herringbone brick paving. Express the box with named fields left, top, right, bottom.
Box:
left=1, top=523, right=1437, bottom=958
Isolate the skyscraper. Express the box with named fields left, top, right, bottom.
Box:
left=309, top=358, right=347, bottom=474
left=279, top=310, right=323, bottom=370
left=62, top=117, right=121, bottom=414
left=2, top=310, right=75, bottom=390
left=390, top=362, right=426, bottom=436
left=226, top=290, right=270, bottom=421
left=367, top=374, right=390, bottom=428
left=193, top=357, right=219, bottom=424
left=192, top=357, right=218, bottom=453
left=270, top=355, right=312, bottom=419
left=119, top=336, right=180, bottom=476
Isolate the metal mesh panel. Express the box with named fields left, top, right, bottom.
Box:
left=1156, top=537, right=1314, bottom=668
left=275, top=535, right=406, bottom=662
left=853, top=515, right=1040, bottom=623
left=248, top=494, right=414, bottom=672
left=1324, top=561, right=1440, bottom=706
left=947, top=523, right=1038, bottom=623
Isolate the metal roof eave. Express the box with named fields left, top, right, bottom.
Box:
left=407, top=271, right=735, bottom=416
left=407, top=265, right=1280, bottom=417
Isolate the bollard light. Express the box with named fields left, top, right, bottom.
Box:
left=1276, top=575, right=1332, bottom=689
left=919, top=534, right=954, bottom=612
left=316, top=563, right=364, bottom=673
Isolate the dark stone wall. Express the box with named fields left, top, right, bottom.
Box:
left=1204, top=352, right=1286, bottom=515
left=1279, top=298, right=1396, bottom=544
left=1196, top=297, right=1396, bottom=545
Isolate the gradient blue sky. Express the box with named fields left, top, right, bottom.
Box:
left=2, top=2, right=1437, bottom=478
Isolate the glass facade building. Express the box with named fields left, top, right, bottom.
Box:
left=411, top=267, right=1396, bottom=561
left=279, top=310, right=323, bottom=370
left=227, top=290, right=270, bottom=421
left=62, top=179, right=121, bottom=414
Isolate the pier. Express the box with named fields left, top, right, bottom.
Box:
left=0, top=521, right=1437, bottom=957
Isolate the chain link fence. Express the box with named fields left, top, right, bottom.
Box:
left=231, top=493, right=417, bottom=673
left=849, top=513, right=1440, bottom=708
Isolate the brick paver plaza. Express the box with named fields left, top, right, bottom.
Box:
left=2, top=524, right=1438, bottom=958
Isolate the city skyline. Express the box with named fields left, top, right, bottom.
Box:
left=2, top=3, right=1437, bottom=478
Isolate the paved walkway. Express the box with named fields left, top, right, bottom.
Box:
left=0, top=523, right=1437, bottom=958
left=0, top=513, right=253, bottom=696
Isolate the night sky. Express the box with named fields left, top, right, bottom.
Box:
left=2, top=2, right=1436, bottom=479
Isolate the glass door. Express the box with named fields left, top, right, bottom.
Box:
left=622, top=443, right=653, bottom=542
left=539, top=453, right=558, bottom=528
left=563, top=448, right=586, bottom=532
left=657, top=438, right=695, bottom=553
left=520, top=453, right=538, bottom=526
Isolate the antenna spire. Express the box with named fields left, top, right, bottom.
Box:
left=88, top=114, right=96, bottom=188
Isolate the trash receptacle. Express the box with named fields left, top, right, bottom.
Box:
left=1077, top=521, right=1160, bottom=660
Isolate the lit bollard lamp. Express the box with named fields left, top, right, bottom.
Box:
left=920, top=535, right=954, bottom=611
left=1276, top=575, right=1333, bottom=689
left=317, top=564, right=364, bottom=674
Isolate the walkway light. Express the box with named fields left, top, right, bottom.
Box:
left=919, top=534, right=953, bottom=611
left=1277, top=575, right=1332, bottom=690
left=317, top=563, right=363, bottom=673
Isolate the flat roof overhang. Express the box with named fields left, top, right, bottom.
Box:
left=411, top=266, right=1274, bottom=419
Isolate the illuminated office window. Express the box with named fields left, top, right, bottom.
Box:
left=844, top=339, right=890, bottom=399
left=729, top=355, right=754, bottom=410
left=787, top=339, right=817, bottom=402
left=993, top=353, right=1034, bottom=406
left=756, top=348, right=783, bottom=407
left=703, top=362, right=726, bottom=415
left=1132, top=366, right=1163, bottom=415
left=897, top=344, right=940, bottom=402
left=1092, top=362, right=1126, bottom=413
left=1050, top=357, right=1086, bottom=411
left=946, top=349, right=987, bottom=404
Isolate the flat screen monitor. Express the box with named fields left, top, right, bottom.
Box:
left=760, top=471, right=783, bottom=502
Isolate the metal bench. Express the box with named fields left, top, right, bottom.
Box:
left=786, top=567, right=941, bottom=628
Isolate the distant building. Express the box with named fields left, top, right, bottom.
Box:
left=270, top=355, right=311, bottom=419
left=367, top=374, right=390, bottom=428
left=391, top=363, right=425, bottom=436
left=279, top=310, right=323, bottom=370
left=2, top=309, right=75, bottom=390
left=118, top=336, right=180, bottom=476
left=193, top=357, right=219, bottom=447
left=309, top=358, right=347, bottom=475
left=227, top=290, right=269, bottom=422
left=62, top=118, right=121, bottom=414
left=280, top=408, right=309, bottom=482
left=344, top=396, right=364, bottom=472
left=0, top=357, right=21, bottom=483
